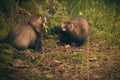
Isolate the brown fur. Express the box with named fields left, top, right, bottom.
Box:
left=7, top=15, right=46, bottom=52
left=61, top=16, right=89, bottom=46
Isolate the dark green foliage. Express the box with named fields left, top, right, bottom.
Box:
left=0, top=11, right=8, bottom=39
left=0, top=43, right=14, bottom=80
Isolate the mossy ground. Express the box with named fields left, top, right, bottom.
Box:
left=0, top=39, right=120, bottom=80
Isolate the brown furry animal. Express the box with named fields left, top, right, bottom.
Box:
left=61, top=16, right=89, bottom=46
left=7, top=15, right=46, bottom=52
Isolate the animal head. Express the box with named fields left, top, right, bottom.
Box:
left=61, top=22, right=75, bottom=32
left=29, top=15, right=47, bottom=32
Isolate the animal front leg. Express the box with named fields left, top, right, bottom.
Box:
left=35, top=39, right=43, bottom=53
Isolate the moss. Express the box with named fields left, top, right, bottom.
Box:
left=11, top=70, right=40, bottom=80
left=20, top=0, right=39, bottom=15
left=43, top=39, right=57, bottom=48
left=0, top=11, right=8, bottom=39
left=0, top=44, right=14, bottom=80
left=71, top=52, right=83, bottom=64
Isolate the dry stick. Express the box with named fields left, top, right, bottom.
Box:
left=32, top=54, right=46, bottom=68
left=87, top=35, right=90, bottom=80
left=14, top=54, right=46, bottom=71
left=87, top=35, right=90, bottom=53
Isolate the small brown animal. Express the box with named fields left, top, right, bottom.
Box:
left=7, top=15, right=46, bottom=53
left=61, top=16, right=89, bottom=46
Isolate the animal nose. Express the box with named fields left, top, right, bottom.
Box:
left=62, top=28, right=66, bottom=31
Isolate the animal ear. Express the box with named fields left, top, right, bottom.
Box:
left=36, top=16, right=42, bottom=24
left=43, top=17, right=47, bottom=26
left=44, top=17, right=47, bottom=23
left=69, top=23, right=74, bottom=31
